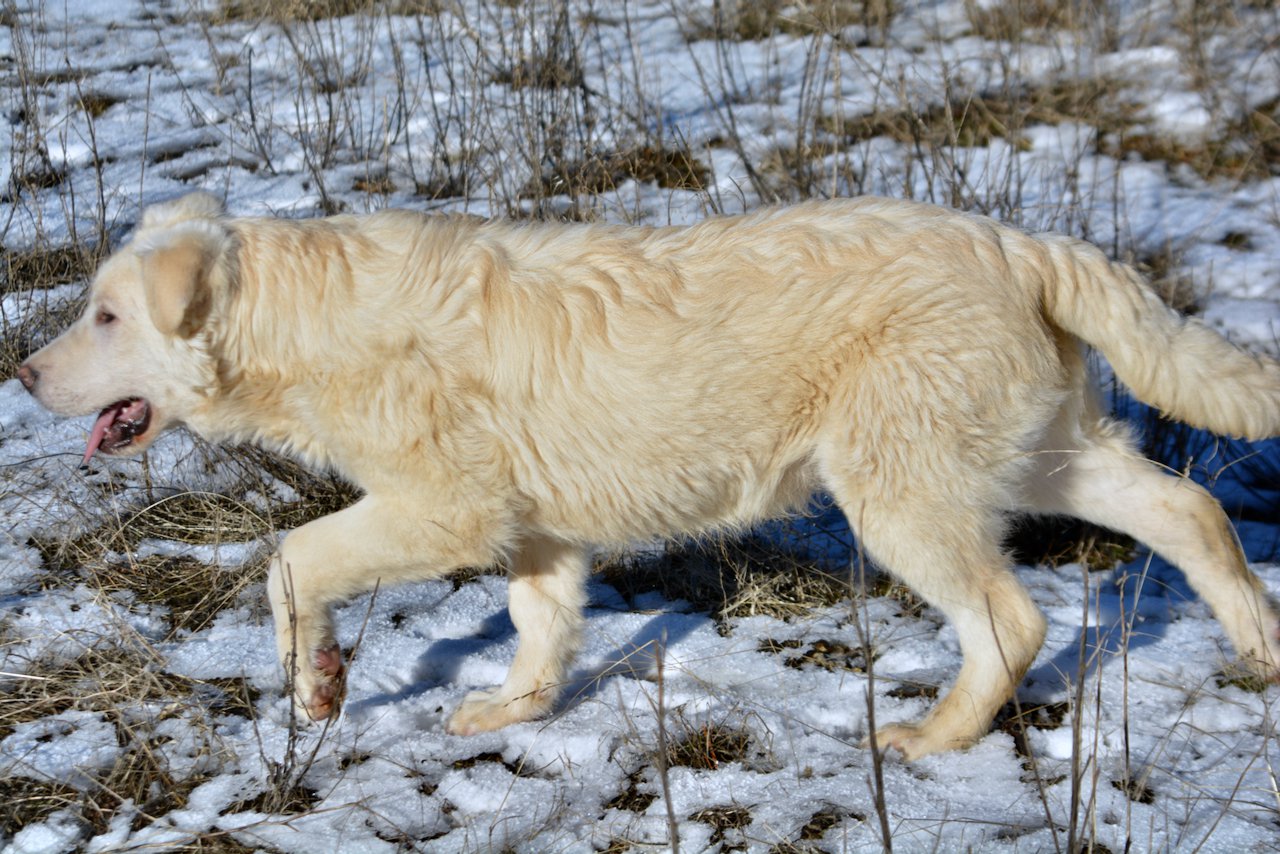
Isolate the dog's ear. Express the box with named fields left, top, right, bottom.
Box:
left=140, top=236, right=215, bottom=338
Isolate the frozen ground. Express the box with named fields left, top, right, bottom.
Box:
left=2, top=0, right=1280, bottom=851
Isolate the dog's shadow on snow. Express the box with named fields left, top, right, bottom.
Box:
left=350, top=557, right=1207, bottom=721
left=1024, top=555, right=1197, bottom=695
left=348, top=583, right=699, bottom=720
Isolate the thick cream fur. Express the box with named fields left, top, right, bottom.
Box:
left=22, top=194, right=1280, bottom=759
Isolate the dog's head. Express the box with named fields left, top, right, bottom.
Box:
left=17, top=192, right=234, bottom=464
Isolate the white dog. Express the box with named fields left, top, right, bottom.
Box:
left=19, top=193, right=1280, bottom=759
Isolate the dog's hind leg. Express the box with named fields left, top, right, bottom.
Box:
left=1026, top=422, right=1280, bottom=679
left=447, top=536, right=589, bottom=734
left=837, top=491, right=1048, bottom=760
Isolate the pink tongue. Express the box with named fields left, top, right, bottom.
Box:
left=82, top=407, right=119, bottom=466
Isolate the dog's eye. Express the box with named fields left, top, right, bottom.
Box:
left=95, top=310, right=116, bottom=326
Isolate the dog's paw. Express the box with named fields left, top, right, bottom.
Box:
left=297, top=643, right=345, bottom=721
left=445, top=688, right=549, bottom=736
left=864, top=722, right=972, bottom=761
left=1231, top=624, right=1280, bottom=684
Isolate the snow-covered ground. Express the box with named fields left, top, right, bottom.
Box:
left=2, top=1, right=1279, bottom=851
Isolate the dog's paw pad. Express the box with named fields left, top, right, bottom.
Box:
left=314, top=644, right=344, bottom=678
left=304, top=644, right=345, bottom=720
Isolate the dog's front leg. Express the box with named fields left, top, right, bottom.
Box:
left=446, top=536, right=589, bottom=735
left=267, top=552, right=346, bottom=721
left=265, top=494, right=504, bottom=722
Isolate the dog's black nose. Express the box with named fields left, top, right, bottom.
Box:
left=16, top=363, right=37, bottom=391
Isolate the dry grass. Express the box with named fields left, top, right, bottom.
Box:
left=1006, top=516, right=1135, bottom=572
left=766, top=804, right=862, bottom=853
left=491, top=51, right=585, bottom=92
left=597, top=514, right=931, bottom=636
left=224, top=783, right=321, bottom=817
left=0, top=244, right=100, bottom=376
left=684, top=0, right=893, bottom=42
left=213, top=0, right=439, bottom=22
left=0, top=245, right=98, bottom=295
left=1214, top=663, right=1272, bottom=694
left=821, top=77, right=1137, bottom=153
left=93, top=555, right=265, bottom=638
left=86, top=448, right=352, bottom=548
left=1102, top=99, right=1280, bottom=183
left=521, top=145, right=708, bottom=202
left=21, top=445, right=363, bottom=652
left=0, top=288, right=86, bottom=379
left=755, top=74, right=1144, bottom=206
left=2, top=152, right=65, bottom=200
left=964, top=0, right=1106, bottom=42
left=664, top=710, right=768, bottom=772
left=689, top=804, right=753, bottom=847
left=0, top=776, right=84, bottom=844
left=995, top=699, right=1071, bottom=761
left=599, top=534, right=853, bottom=624
left=0, top=631, right=248, bottom=843
left=0, top=637, right=247, bottom=739
left=605, top=769, right=658, bottom=814
left=759, top=636, right=872, bottom=674
left=1127, top=244, right=1203, bottom=315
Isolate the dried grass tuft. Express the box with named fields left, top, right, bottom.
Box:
left=521, top=145, right=709, bottom=207
left=0, top=776, right=82, bottom=839
left=0, top=629, right=246, bottom=844
left=0, top=637, right=250, bottom=740
left=91, top=555, right=265, bottom=638
left=223, top=783, right=322, bottom=817
left=689, top=804, right=752, bottom=847
left=33, top=445, right=359, bottom=591
left=666, top=718, right=753, bottom=771
left=1214, top=664, right=1270, bottom=694
left=759, top=637, right=872, bottom=673
left=995, top=699, right=1070, bottom=760
left=0, top=244, right=99, bottom=375
left=213, top=0, right=438, bottom=22
left=685, top=0, right=890, bottom=42
left=826, top=78, right=1136, bottom=152
left=1102, top=101, right=1280, bottom=183
left=599, top=528, right=858, bottom=625
left=964, top=0, right=1104, bottom=42
left=663, top=709, right=775, bottom=772
left=605, top=769, right=657, bottom=814
left=1, top=244, right=98, bottom=294
left=1006, top=516, right=1134, bottom=572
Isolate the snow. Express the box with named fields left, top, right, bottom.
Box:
left=3, top=0, right=1280, bottom=851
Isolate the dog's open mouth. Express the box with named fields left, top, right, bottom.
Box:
left=82, top=398, right=152, bottom=465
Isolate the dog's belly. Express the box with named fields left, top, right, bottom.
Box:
left=515, top=438, right=820, bottom=546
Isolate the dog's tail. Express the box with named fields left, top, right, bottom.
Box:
left=1036, top=232, right=1280, bottom=441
